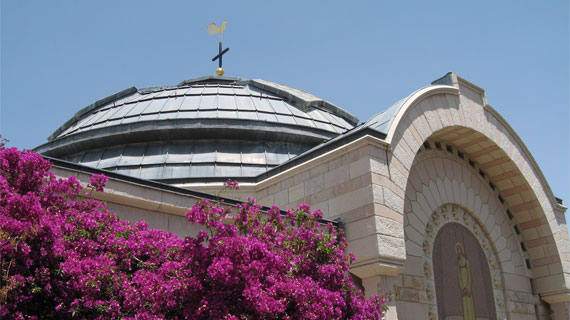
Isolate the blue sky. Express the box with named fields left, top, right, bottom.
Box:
left=1, top=1, right=568, bottom=215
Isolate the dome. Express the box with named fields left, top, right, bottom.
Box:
left=35, top=76, right=358, bottom=184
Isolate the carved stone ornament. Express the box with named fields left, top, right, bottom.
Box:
left=441, top=205, right=451, bottom=220
left=426, top=284, right=435, bottom=301
left=463, top=212, right=473, bottom=228
left=452, top=206, right=461, bottom=220
left=424, top=261, right=433, bottom=277
left=493, top=273, right=502, bottom=289
left=432, top=212, right=441, bottom=227
left=472, top=224, right=481, bottom=237
left=423, top=240, right=432, bottom=255
left=496, top=295, right=504, bottom=308
left=426, top=223, right=435, bottom=238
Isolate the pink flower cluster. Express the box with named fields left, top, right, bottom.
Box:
left=0, top=144, right=390, bottom=319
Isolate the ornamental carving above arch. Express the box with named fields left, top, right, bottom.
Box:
left=422, top=204, right=507, bottom=320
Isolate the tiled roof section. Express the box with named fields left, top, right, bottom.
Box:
left=49, top=77, right=358, bottom=142
left=61, top=140, right=306, bottom=181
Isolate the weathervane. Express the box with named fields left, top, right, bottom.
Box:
left=207, top=20, right=229, bottom=76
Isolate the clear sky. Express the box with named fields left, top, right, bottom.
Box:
left=1, top=1, right=569, bottom=218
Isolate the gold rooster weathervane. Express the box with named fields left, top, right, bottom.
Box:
left=207, top=20, right=229, bottom=76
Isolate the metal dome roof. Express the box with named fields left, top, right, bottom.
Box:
left=35, top=76, right=358, bottom=184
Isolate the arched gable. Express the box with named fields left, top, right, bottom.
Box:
left=384, top=73, right=568, bottom=304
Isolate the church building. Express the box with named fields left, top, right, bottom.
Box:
left=35, top=72, right=569, bottom=319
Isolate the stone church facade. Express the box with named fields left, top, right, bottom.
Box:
left=36, top=73, right=569, bottom=319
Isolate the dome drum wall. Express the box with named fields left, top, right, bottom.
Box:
left=56, top=140, right=310, bottom=182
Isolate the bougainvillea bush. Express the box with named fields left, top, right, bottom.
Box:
left=0, top=140, right=389, bottom=319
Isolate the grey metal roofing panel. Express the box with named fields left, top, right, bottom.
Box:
left=216, top=151, right=241, bottom=163
left=216, top=164, right=241, bottom=177
left=179, top=95, right=201, bottom=111
left=81, top=108, right=112, bottom=128
left=364, top=96, right=408, bottom=134
left=285, top=103, right=309, bottom=118
left=169, top=165, right=192, bottom=178
left=267, top=99, right=292, bottom=115
left=242, top=166, right=267, bottom=177
left=316, top=109, right=342, bottom=128
left=89, top=121, right=107, bottom=131
left=142, top=144, right=167, bottom=164
left=118, top=145, right=145, bottom=166
left=157, top=112, right=178, bottom=120
left=139, top=113, right=160, bottom=122
left=202, top=86, right=219, bottom=95
left=275, top=114, right=296, bottom=125
left=293, top=117, right=315, bottom=128
left=234, top=96, right=255, bottom=111
left=217, top=95, right=237, bottom=110
left=306, top=109, right=328, bottom=122
left=257, top=112, right=278, bottom=122
left=335, top=117, right=353, bottom=129
left=237, top=111, right=259, bottom=121
left=198, top=110, right=218, bottom=119
left=199, top=95, right=217, bottom=110
left=121, top=116, right=140, bottom=125
left=241, top=146, right=266, bottom=165
left=217, top=86, right=235, bottom=95
left=155, top=90, right=174, bottom=98
left=314, top=121, right=335, bottom=132
left=161, top=96, right=184, bottom=112
left=81, top=151, right=101, bottom=167
left=218, top=110, right=238, bottom=119
left=142, top=99, right=167, bottom=114
left=192, top=143, right=216, bottom=162
left=108, top=102, right=137, bottom=120
left=105, top=118, right=123, bottom=127
left=251, top=96, right=274, bottom=113
left=116, top=167, right=141, bottom=178
left=266, top=145, right=290, bottom=165
left=126, top=100, right=152, bottom=117
left=189, top=164, right=214, bottom=177
left=140, top=166, right=165, bottom=180
left=166, top=144, right=193, bottom=163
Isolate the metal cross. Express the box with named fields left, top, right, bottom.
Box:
left=207, top=20, right=230, bottom=76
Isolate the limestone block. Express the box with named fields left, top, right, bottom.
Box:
left=329, top=185, right=374, bottom=217
left=403, top=255, right=425, bottom=277
left=288, top=183, right=304, bottom=203
left=349, top=156, right=371, bottom=179
left=344, top=215, right=404, bottom=241
left=395, top=300, right=428, bottom=320
left=324, top=164, right=350, bottom=186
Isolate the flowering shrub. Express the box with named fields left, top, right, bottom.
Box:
left=0, top=143, right=389, bottom=319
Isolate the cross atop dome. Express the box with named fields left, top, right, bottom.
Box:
left=207, top=20, right=230, bottom=76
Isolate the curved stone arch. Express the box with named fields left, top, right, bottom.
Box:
left=423, top=204, right=506, bottom=320
left=399, top=149, right=542, bottom=319
left=383, top=75, right=568, bottom=300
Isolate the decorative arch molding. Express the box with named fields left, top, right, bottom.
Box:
left=398, top=147, right=549, bottom=319
left=383, top=73, right=569, bottom=299
left=422, top=204, right=506, bottom=320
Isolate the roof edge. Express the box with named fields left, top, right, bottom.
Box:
left=48, top=87, right=138, bottom=142
left=177, top=75, right=243, bottom=86
left=248, top=79, right=359, bottom=126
